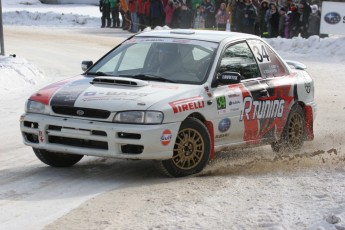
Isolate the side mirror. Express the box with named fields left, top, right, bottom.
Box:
left=81, top=60, right=93, bottom=72
left=215, top=72, right=242, bottom=86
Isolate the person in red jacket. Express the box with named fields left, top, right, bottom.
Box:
left=129, top=0, right=139, bottom=32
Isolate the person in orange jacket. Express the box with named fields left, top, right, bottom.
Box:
left=119, top=0, right=130, bottom=30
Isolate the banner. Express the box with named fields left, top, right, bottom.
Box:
left=320, top=1, right=345, bottom=35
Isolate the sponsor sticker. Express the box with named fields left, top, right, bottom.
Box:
left=216, top=96, right=226, bottom=110
left=39, top=130, right=44, bottom=143
left=218, top=118, right=231, bottom=133
left=169, top=96, right=205, bottom=114
left=161, top=130, right=173, bottom=146
left=324, top=12, right=342, bottom=24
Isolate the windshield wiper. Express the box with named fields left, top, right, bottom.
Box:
left=120, top=74, right=177, bottom=83
left=87, top=71, right=112, bottom=76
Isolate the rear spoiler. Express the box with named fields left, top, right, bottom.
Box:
left=285, top=60, right=307, bottom=70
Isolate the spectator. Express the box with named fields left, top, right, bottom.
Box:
left=171, top=1, right=182, bottom=28
left=269, top=3, right=279, bottom=37
left=194, top=4, right=205, bottom=29
left=165, top=0, right=175, bottom=27
left=278, top=7, right=287, bottom=37
left=252, top=0, right=261, bottom=36
left=215, top=2, right=229, bottom=31
left=288, top=5, right=300, bottom=38
left=284, top=8, right=290, bottom=38
left=143, top=0, right=152, bottom=27
left=308, top=4, right=320, bottom=37
left=203, top=0, right=216, bottom=30
left=178, top=3, right=194, bottom=28
left=119, top=0, right=130, bottom=30
left=241, top=0, right=257, bottom=34
left=100, top=0, right=111, bottom=28
left=150, top=0, right=165, bottom=28
left=110, top=0, right=121, bottom=28
left=231, top=0, right=245, bottom=32
left=129, top=0, right=139, bottom=33
left=138, top=0, right=146, bottom=31
left=298, top=0, right=311, bottom=38
left=259, top=0, right=269, bottom=37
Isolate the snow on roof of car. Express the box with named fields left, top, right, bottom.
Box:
left=136, top=29, right=259, bottom=43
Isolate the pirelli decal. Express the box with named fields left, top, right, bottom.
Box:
left=169, top=96, right=205, bottom=114
left=240, top=97, right=285, bottom=121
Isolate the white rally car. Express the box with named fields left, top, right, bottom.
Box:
left=20, top=30, right=316, bottom=177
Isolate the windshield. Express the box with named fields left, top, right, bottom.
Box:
left=87, top=37, right=218, bottom=84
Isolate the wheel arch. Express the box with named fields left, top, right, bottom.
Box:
left=290, top=101, right=314, bottom=141
left=187, top=112, right=215, bottom=160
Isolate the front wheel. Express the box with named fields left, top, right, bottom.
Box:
left=155, top=118, right=211, bottom=177
left=33, top=148, right=83, bottom=167
left=271, top=104, right=305, bottom=153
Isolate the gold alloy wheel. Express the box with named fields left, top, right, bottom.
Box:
left=287, top=113, right=303, bottom=148
left=172, top=128, right=205, bottom=170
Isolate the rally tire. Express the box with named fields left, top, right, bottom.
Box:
left=271, top=104, right=305, bottom=153
left=33, top=148, right=83, bottom=167
left=156, top=117, right=211, bottom=177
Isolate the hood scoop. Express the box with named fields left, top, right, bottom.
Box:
left=91, top=77, right=148, bottom=87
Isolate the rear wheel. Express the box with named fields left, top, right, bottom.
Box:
left=33, top=148, right=83, bottom=167
left=271, top=104, right=305, bottom=152
left=156, top=118, right=211, bottom=177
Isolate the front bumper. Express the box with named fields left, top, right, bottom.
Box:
left=20, top=113, right=181, bottom=160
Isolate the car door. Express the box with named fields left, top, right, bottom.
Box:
left=212, top=41, right=270, bottom=146
left=246, top=39, right=295, bottom=143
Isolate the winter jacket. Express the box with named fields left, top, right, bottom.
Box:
left=241, top=3, right=257, bottom=26
left=308, top=12, right=320, bottom=36
left=216, top=9, right=229, bottom=25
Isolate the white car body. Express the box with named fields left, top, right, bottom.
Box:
left=20, top=30, right=316, bottom=176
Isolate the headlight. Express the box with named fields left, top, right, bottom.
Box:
left=26, top=100, right=48, bottom=114
left=113, top=111, right=163, bottom=124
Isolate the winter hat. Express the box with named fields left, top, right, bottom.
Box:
left=311, top=4, right=318, bottom=14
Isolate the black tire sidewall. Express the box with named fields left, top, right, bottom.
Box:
left=33, top=148, right=83, bottom=167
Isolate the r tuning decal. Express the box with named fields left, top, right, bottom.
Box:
left=239, top=83, right=294, bottom=144
left=240, top=97, right=285, bottom=121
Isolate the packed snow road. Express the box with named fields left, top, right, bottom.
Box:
left=1, top=26, right=345, bottom=229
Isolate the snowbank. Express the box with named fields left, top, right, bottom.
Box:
left=0, top=55, right=44, bottom=92
left=266, top=35, right=345, bottom=62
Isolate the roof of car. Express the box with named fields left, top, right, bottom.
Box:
left=135, top=29, right=259, bottom=43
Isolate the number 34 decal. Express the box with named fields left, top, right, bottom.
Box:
left=248, top=41, right=271, bottom=64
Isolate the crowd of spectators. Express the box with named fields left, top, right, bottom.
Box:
left=99, top=0, right=321, bottom=38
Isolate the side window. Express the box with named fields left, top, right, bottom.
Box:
left=218, top=42, right=261, bottom=80
left=247, top=39, right=289, bottom=78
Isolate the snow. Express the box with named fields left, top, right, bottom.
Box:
left=1, top=0, right=345, bottom=229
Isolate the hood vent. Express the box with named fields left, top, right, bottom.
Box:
left=91, top=77, right=148, bottom=87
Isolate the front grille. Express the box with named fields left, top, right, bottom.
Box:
left=52, top=106, right=111, bottom=119
left=48, top=125, right=107, bottom=136
left=49, top=136, right=108, bottom=150
left=121, top=144, right=144, bottom=154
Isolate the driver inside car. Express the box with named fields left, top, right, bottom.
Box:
left=147, top=44, right=181, bottom=76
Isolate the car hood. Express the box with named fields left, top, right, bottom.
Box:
left=29, top=76, right=201, bottom=111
